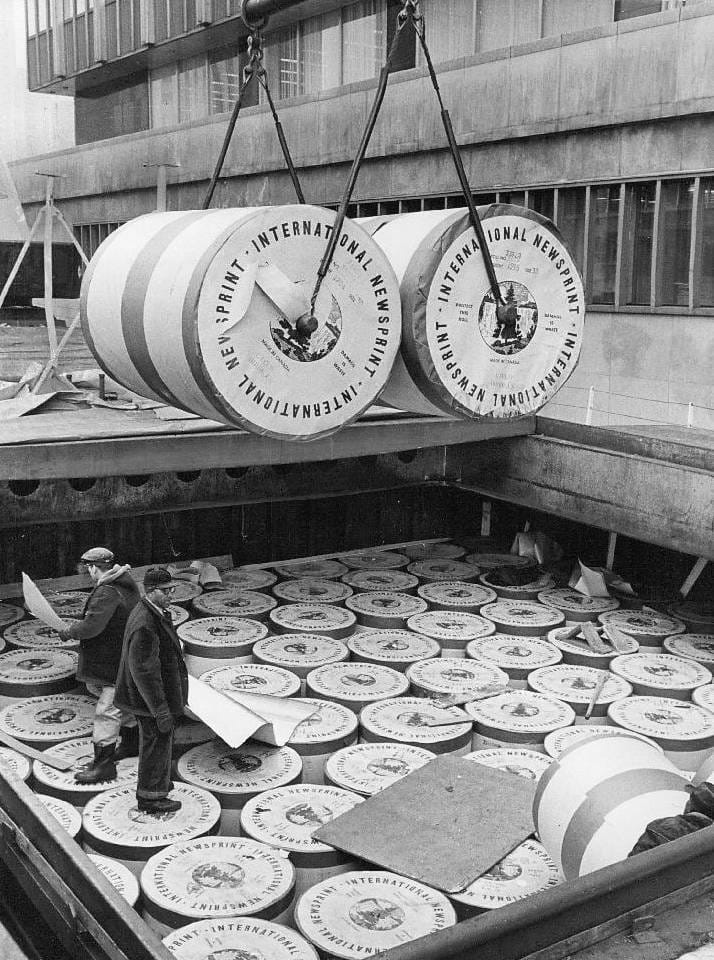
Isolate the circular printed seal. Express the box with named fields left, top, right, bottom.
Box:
left=341, top=570, right=420, bottom=594
left=240, top=784, right=363, bottom=861
left=406, top=611, right=496, bottom=649
left=141, top=836, right=296, bottom=928
left=543, top=725, right=662, bottom=759
left=306, top=662, right=409, bottom=713
left=272, top=578, right=354, bottom=605
left=598, top=610, right=686, bottom=647
left=403, top=542, right=466, bottom=560
left=43, top=591, right=90, bottom=618
left=406, top=559, right=479, bottom=582
left=417, top=580, right=497, bottom=612
left=0, top=603, right=23, bottom=630
left=339, top=551, right=410, bottom=571
left=88, top=854, right=140, bottom=907
left=449, top=840, right=560, bottom=915
left=347, top=630, right=440, bottom=671
left=527, top=665, right=632, bottom=717
left=609, top=653, right=711, bottom=699
left=167, top=604, right=190, bottom=627
left=221, top=568, right=278, bottom=591
left=537, top=588, right=620, bottom=622
left=253, top=634, right=349, bottom=679
left=272, top=559, right=349, bottom=580
left=1, top=620, right=80, bottom=652
left=201, top=663, right=301, bottom=699
left=465, top=691, right=575, bottom=744
left=463, top=747, right=553, bottom=782
left=288, top=698, right=359, bottom=753
left=345, top=592, right=427, bottom=629
left=608, top=696, right=714, bottom=751
left=37, top=794, right=82, bottom=840
left=359, top=697, right=473, bottom=754
left=82, top=784, right=221, bottom=859
left=191, top=589, right=276, bottom=620
left=177, top=740, right=302, bottom=807
left=547, top=625, right=638, bottom=669
left=162, top=918, right=319, bottom=960
left=33, top=737, right=138, bottom=801
left=294, top=870, right=456, bottom=959
left=0, top=693, right=95, bottom=746
left=0, top=649, right=78, bottom=697
left=177, top=617, right=267, bottom=658
left=478, top=571, right=555, bottom=602
left=269, top=604, right=356, bottom=640
left=164, top=581, right=203, bottom=606
left=0, top=746, right=31, bottom=782
left=464, top=553, right=532, bottom=571
left=467, top=634, right=562, bottom=681
left=406, top=659, right=508, bottom=701
left=480, top=600, right=565, bottom=636
left=664, top=634, right=714, bottom=667
left=668, top=602, right=714, bottom=634
left=325, top=743, right=434, bottom=796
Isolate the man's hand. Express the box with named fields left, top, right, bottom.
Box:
left=57, top=628, right=73, bottom=642
left=155, top=706, right=174, bottom=734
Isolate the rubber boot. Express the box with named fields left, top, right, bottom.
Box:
left=113, top=724, right=139, bottom=761
left=137, top=797, right=182, bottom=815
left=74, top=742, right=117, bottom=784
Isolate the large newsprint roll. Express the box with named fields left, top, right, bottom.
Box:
left=81, top=206, right=401, bottom=440
left=361, top=204, right=584, bottom=418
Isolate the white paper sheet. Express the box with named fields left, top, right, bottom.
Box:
left=22, top=573, right=67, bottom=631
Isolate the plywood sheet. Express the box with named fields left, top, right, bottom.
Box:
left=313, top=755, right=536, bottom=893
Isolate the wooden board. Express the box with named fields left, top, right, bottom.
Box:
left=313, top=755, right=536, bottom=894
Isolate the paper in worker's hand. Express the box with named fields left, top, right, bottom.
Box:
left=22, top=573, right=67, bottom=631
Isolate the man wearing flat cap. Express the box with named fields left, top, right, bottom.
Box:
left=58, top=547, right=140, bottom=783
left=115, top=567, right=188, bottom=815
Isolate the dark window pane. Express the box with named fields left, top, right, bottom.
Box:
left=528, top=189, right=554, bottom=221
left=64, top=20, right=75, bottom=73
left=133, top=0, right=141, bottom=47
left=614, top=0, right=661, bottom=21
left=38, top=31, right=50, bottom=83
left=169, top=0, right=184, bottom=36
left=75, top=71, right=149, bottom=142
left=186, top=0, right=196, bottom=28
left=118, top=0, right=132, bottom=52
left=401, top=198, right=422, bottom=212
left=473, top=192, right=497, bottom=206
left=660, top=179, right=693, bottom=307
left=105, top=0, right=117, bottom=57
left=590, top=185, right=620, bottom=305
left=27, top=38, right=39, bottom=87
left=500, top=191, right=525, bottom=206
left=556, top=187, right=586, bottom=275
left=447, top=195, right=467, bottom=208
left=424, top=197, right=446, bottom=210
left=626, top=181, right=655, bottom=305
left=700, top=178, right=714, bottom=307
left=212, top=0, right=229, bottom=18
left=87, top=8, right=94, bottom=61
left=379, top=200, right=399, bottom=215
left=154, top=0, right=167, bottom=41
left=358, top=202, right=379, bottom=216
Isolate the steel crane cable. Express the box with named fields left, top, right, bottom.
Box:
left=308, top=0, right=505, bottom=322
left=202, top=30, right=305, bottom=209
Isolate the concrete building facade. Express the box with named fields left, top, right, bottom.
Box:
left=11, top=0, right=714, bottom=429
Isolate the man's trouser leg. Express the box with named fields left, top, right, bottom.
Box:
left=85, top=680, right=132, bottom=748
left=136, top=715, right=174, bottom=801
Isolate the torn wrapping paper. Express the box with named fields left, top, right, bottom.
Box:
left=22, top=573, right=68, bottom=631
left=511, top=531, right=563, bottom=566
left=187, top=676, right=318, bottom=748
left=569, top=560, right=635, bottom=598
left=168, top=560, right=223, bottom=588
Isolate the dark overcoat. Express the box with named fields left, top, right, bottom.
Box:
left=67, top=569, right=139, bottom=684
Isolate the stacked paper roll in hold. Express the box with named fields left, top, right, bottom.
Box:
left=417, top=580, right=497, bottom=612
left=664, top=634, right=714, bottom=669
left=38, top=794, right=83, bottom=841
left=164, top=581, right=203, bottom=607
left=407, top=559, right=478, bottom=583
left=359, top=697, right=473, bottom=755
left=465, top=690, right=575, bottom=752
left=465, top=553, right=532, bottom=571
left=533, top=736, right=689, bottom=878
left=692, top=684, right=714, bottom=713
left=191, top=588, right=276, bottom=620
left=0, top=650, right=80, bottom=707
left=253, top=634, right=350, bottom=694
left=609, top=653, right=712, bottom=701
left=0, top=746, right=31, bottom=783
left=478, top=571, right=554, bottom=601
left=345, top=591, right=427, bottom=630
left=33, top=737, right=138, bottom=807
left=82, top=784, right=221, bottom=877
left=547, top=625, right=638, bottom=669
left=3, top=620, right=79, bottom=652
left=543, top=725, right=662, bottom=759
left=668, top=601, right=714, bottom=634
left=43, top=591, right=89, bottom=618
left=480, top=599, right=565, bottom=637
left=240, top=784, right=363, bottom=898
left=305, top=662, right=409, bottom=713
left=88, top=854, right=140, bottom=908
left=269, top=603, right=357, bottom=640
left=177, top=616, right=267, bottom=677
left=274, top=559, right=349, bottom=579
left=140, top=836, right=296, bottom=936
left=176, top=740, right=303, bottom=834
left=0, top=603, right=23, bottom=630
left=340, top=551, right=409, bottom=570
left=0, top=693, right=95, bottom=747
left=341, top=569, right=419, bottom=594
left=324, top=742, right=434, bottom=796
left=467, top=633, right=562, bottom=688
left=347, top=629, right=440, bottom=672
left=162, top=918, right=319, bottom=960
left=598, top=610, right=686, bottom=649
left=81, top=205, right=402, bottom=441
left=607, top=696, right=714, bottom=770
left=527, top=665, right=632, bottom=724
left=221, top=568, right=278, bottom=591
left=272, top=578, right=354, bottom=605
left=287, top=698, right=359, bottom=784
left=167, top=604, right=190, bottom=627
left=362, top=205, right=585, bottom=419
left=294, top=870, right=456, bottom=960
left=406, top=658, right=508, bottom=702
left=406, top=611, right=496, bottom=658
left=463, top=747, right=553, bottom=783
left=449, top=839, right=561, bottom=919
left=537, top=588, right=620, bottom=624
left=201, top=662, right=302, bottom=699
left=404, top=542, right=466, bottom=560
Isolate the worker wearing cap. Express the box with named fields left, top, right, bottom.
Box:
left=115, top=567, right=188, bottom=815
left=58, top=547, right=140, bottom=783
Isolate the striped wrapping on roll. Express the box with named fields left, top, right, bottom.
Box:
left=533, top=736, right=689, bottom=879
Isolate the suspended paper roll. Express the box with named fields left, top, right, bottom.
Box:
left=81, top=206, right=402, bottom=440
left=361, top=204, right=584, bottom=418
left=533, top=736, right=690, bottom=878
left=0, top=603, right=24, bottom=630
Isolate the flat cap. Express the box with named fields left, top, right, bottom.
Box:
left=80, top=547, right=115, bottom=564
left=144, top=567, right=172, bottom=591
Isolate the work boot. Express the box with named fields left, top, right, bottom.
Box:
left=74, top=742, right=117, bottom=784
left=137, top=797, right=182, bottom=815
left=113, top=725, right=139, bottom=761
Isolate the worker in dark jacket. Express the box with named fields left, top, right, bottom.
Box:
left=115, top=567, right=188, bottom=815
left=58, top=547, right=140, bottom=784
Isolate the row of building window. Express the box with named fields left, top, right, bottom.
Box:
left=72, top=174, right=714, bottom=311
